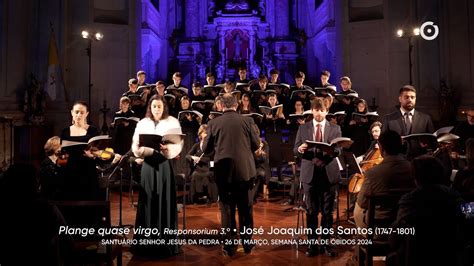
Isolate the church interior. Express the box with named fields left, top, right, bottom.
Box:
left=0, top=0, right=474, bottom=265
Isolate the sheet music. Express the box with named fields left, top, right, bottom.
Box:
left=353, top=153, right=363, bottom=174
left=450, top=169, right=458, bottom=182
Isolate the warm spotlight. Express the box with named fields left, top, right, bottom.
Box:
left=94, top=32, right=104, bottom=41
left=413, top=27, right=420, bottom=36
left=81, top=30, right=89, bottom=39
left=396, top=29, right=404, bottom=37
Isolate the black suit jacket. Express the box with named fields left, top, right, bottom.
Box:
left=382, top=109, right=435, bottom=158
left=186, top=142, right=214, bottom=174
left=382, top=109, right=434, bottom=136
left=203, top=110, right=260, bottom=183
left=293, top=120, right=342, bottom=184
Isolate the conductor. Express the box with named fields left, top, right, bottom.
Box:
left=202, top=93, right=260, bottom=256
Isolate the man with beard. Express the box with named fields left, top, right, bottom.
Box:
left=382, top=85, right=434, bottom=159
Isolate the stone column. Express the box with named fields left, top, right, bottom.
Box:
left=249, top=30, right=256, bottom=64
left=334, top=0, right=344, bottom=82
left=185, top=0, right=199, bottom=38
left=275, top=0, right=289, bottom=37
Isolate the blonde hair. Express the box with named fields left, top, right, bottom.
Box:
left=44, top=136, right=61, bottom=156
left=198, top=125, right=208, bottom=141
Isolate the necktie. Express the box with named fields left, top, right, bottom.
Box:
left=404, top=112, right=412, bottom=134
left=315, top=124, right=322, bottom=142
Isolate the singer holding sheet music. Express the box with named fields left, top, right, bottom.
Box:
left=294, top=98, right=341, bottom=257
left=60, top=101, right=101, bottom=200
left=130, top=94, right=183, bottom=257
left=382, top=85, right=434, bottom=159
left=348, top=99, right=371, bottom=156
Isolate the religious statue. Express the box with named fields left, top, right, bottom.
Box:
left=215, top=62, right=224, bottom=81
left=197, top=60, right=206, bottom=80
left=208, top=0, right=215, bottom=17
left=234, top=34, right=242, bottom=60
left=23, top=73, right=46, bottom=125
left=259, top=0, right=265, bottom=15
left=264, top=59, right=275, bottom=77
left=250, top=61, right=261, bottom=79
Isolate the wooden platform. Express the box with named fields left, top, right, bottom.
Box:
left=108, top=186, right=357, bottom=265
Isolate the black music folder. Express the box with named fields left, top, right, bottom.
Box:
left=242, top=113, right=264, bottom=125
left=139, top=131, right=185, bottom=150
left=177, top=110, right=203, bottom=121
left=259, top=104, right=283, bottom=116
left=290, top=89, right=315, bottom=100
left=288, top=110, right=313, bottom=124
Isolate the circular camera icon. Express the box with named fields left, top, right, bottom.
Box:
left=420, top=21, right=439, bottom=41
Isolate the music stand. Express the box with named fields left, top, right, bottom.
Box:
left=107, top=150, right=133, bottom=228
left=283, top=161, right=304, bottom=213
left=347, top=153, right=362, bottom=222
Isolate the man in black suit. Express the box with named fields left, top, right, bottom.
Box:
left=202, top=93, right=260, bottom=256
left=382, top=85, right=435, bottom=159
left=294, top=98, right=341, bottom=257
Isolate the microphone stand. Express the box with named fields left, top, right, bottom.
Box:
left=107, top=150, right=133, bottom=228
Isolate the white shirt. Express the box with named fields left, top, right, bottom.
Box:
left=132, top=116, right=181, bottom=157
left=312, top=119, right=326, bottom=141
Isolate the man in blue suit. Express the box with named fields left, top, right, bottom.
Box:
left=294, top=98, right=341, bottom=257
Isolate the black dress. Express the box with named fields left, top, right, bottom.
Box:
left=186, top=142, right=217, bottom=203
left=39, top=157, right=63, bottom=200
left=60, top=125, right=101, bottom=200
left=175, top=110, right=200, bottom=178
left=262, top=108, right=285, bottom=174
left=111, top=109, right=137, bottom=155
left=348, top=112, right=371, bottom=157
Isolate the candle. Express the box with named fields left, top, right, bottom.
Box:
left=225, top=48, right=228, bottom=60
left=247, top=48, right=249, bottom=59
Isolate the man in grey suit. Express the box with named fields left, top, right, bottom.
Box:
left=294, top=98, right=341, bottom=257
left=382, top=85, right=435, bottom=158
left=203, top=93, right=260, bottom=256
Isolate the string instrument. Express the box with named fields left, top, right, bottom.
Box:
left=348, top=145, right=383, bottom=194
left=56, top=147, right=117, bottom=167
left=56, top=151, right=69, bottom=167
left=432, top=134, right=460, bottom=169
left=96, top=149, right=133, bottom=172
left=255, top=140, right=266, bottom=157
left=89, top=147, right=121, bottom=164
